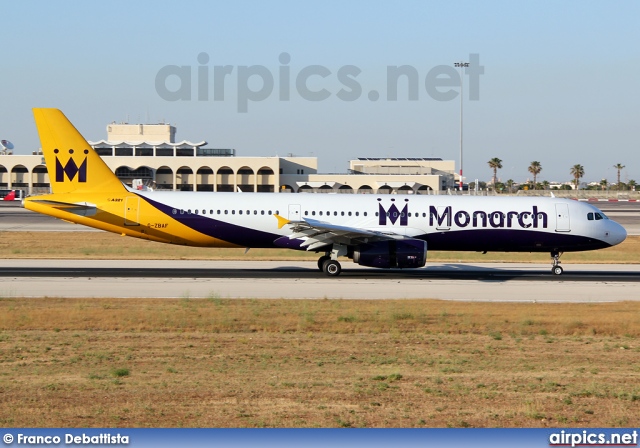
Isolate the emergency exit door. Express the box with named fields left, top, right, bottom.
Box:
left=125, top=197, right=140, bottom=226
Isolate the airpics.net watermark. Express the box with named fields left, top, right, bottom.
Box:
left=155, top=53, right=484, bottom=112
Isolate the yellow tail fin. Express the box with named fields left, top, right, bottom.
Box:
left=33, top=108, right=126, bottom=194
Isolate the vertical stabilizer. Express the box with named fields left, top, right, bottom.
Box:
left=33, top=108, right=126, bottom=194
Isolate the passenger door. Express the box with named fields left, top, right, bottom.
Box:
left=555, top=203, right=570, bottom=232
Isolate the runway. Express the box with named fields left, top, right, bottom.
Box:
left=1, top=259, right=639, bottom=302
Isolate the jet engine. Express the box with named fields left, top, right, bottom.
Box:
left=353, top=239, right=427, bottom=269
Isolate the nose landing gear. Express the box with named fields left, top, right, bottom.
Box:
left=551, top=251, right=563, bottom=275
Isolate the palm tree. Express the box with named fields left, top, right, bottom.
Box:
left=628, top=179, right=637, bottom=191
left=570, top=164, right=585, bottom=190
left=614, top=163, right=625, bottom=189
left=528, top=161, right=542, bottom=190
left=600, top=178, right=609, bottom=191
left=505, top=179, right=515, bottom=193
left=488, top=157, right=503, bottom=187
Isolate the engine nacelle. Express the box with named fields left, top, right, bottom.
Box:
left=353, top=239, right=427, bottom=269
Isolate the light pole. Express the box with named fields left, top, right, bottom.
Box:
left=454, top=61, right=469, bottom=192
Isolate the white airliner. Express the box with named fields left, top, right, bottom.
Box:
left=24, top=109, right=627, bottom=276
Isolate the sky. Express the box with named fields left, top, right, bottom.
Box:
left=1, top=0, right=639, bottom=184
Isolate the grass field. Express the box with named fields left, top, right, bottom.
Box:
left=1, top=298, right=639, bottom=428
left=0, top=232, right=639, bottom=427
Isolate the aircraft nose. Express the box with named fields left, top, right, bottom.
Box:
left=607, top=220, right=627, bottom=246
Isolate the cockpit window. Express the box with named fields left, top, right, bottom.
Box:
left=588, top=211, right=609, bottom=221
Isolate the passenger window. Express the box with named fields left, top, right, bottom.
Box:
left=268, top=210, right=272, bottom=215
left=355, top=212, right=359, bottom=216
left=210, top=210, right=213, bottom=214
left=195, top=210, right=199, bottom=215
left=348, top=212, right=352, bottom=216
left=239, top=210, right=243, bottom=215
left=304, top=211, right=308, bottom=216
left=232, top=210, right=235, bottom=215
left=334, top=211, right=337, bottom=216
left=319, top=211, right=323, bottom=216
left=312, top=211, right=316, bottom=216
left=188, top=210, right=192, bottom=214
left=261, top=210, right=265, bottom=215
left=225, top=210, right=228, bottom=214
left=341, top=211, right=345, bottom=216
left=254, top=210, right=257, bottom=215
left=364, top=212, right=367, bottom=217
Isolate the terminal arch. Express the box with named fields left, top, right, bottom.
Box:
left=176, top=166, right=194, bottom=191
left=196, top=166, right=214, bottom=191
left=237, top=166, right=255, bottom=192
left=217, top=166, right=234, bottom=192
left=257, top=166, right=275, bottom=192
left=0, top=165, right=7, bottom=187
left=357, top=185, right=373, bottom=194
left=11, top=165, right=28, bottom=187
left=31, top=165, right=49, bottom=191
left=156, top=166, right=173, bottom=190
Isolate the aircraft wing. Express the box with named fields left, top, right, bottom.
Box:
left=276, top=215, right=406, bottom=251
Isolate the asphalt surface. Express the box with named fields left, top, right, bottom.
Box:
left=0, top=260, right=639, bottom=301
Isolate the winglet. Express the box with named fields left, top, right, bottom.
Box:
left=274, top=214, right=291, bottom=229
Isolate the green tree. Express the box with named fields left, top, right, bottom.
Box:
left=628, top=179, right=637, bottom=191
left=600, top=178, right=609, bottom=191
left=613, top=163, right=625, bottom=189
left=570, top=164, right=585, bottom=190
left=488, top=158, right=503, bottom=187
left=528, top=161, right=542, bottom=190
left=541, top=180, right=550, bottom=190
left=505, top=179, right=515, bottom=193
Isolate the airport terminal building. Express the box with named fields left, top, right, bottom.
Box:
left=0, top=123, right=456, bottom=195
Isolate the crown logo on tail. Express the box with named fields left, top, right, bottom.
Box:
left=54, top=149, right=88, bottom=182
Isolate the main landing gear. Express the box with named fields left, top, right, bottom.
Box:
left=317, top=245, right=347, bottom=276
left=551, top=251, right=563, bottom=275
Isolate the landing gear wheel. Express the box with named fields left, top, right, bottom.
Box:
left=322, top=259, right=342, bottom=277
left=550, top=250, right=563, bottom=276
left=317, top=255, right=331, bottom=272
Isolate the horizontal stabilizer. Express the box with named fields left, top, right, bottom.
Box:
left=28, top=199, right=97, bottom=217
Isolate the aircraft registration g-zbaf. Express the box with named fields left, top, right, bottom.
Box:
left=24, top=109, right=627, bottom=276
